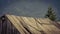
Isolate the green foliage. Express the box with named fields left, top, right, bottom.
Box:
left=45, top=6, right=56, bottom=21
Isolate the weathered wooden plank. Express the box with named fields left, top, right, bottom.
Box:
left=6, top=15, right=25, bottom=34
left=21, top=17, right=41, bottom=34
left=15, top=16, right=30, bottom=34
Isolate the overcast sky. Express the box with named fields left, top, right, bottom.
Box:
left=0, top=0, right=60, bottom=19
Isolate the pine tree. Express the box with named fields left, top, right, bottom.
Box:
left=45, top=6, right=56, bottom=21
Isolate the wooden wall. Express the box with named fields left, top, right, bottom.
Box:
left=0, top=16, right=20, bottom=34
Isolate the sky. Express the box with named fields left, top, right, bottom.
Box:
left=0, top=0, right=60, bottom=19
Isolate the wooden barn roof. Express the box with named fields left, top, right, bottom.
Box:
left=2, top=14, right=60, bottom=34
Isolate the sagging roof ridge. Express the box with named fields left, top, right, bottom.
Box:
left=1, top=14, right=49, bottom=19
